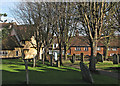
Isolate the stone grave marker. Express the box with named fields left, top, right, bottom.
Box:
left=80, top=62, right=94, bottom=83
left=81, top=53, right=84, bottom=62
left=113, top=54, right=119, bottom=64
left=97, top=53, right=103, bottom=62
left=118, top=54, right=120, bottom=63
left=70, top=54, right=76, bottom=63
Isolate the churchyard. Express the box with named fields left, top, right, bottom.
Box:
left=1, top=54, right=120, bottom=84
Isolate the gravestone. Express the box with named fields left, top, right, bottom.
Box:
left=118, top=54, right=120, bottom=63
left=80, top=62, right=94, bottom=83
left=97, top=53, right=103, bottom=62
left=70, top=54, right=76, bottom=63
left=113, top=54, right=119, bottom=64
left=81, top=53, right=84, bottom=62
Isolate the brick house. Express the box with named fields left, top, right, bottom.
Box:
left=50, top=36, right=120, bottom=57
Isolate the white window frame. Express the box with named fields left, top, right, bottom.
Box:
left=97, top=47, right=101, bottom=51
left=108, top=47, right=110, bottom=51
left=2, top=51, right=8, bottom=56
left=75, top=47, right=81, bottom=51
left=16, top=51, right=19, bottom=56
left=84, top=47, right=88, bottom=51
left=112, top=47, right=117, bottom=51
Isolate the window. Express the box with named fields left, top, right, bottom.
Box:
left=112, top=48, right=117, bottom=51
left=54, top=44, right=56, bottom=48
left=84, top=47, right=88, bottom=51
left=97, top=47, right=101, bottom=51
left=75, top=47, right=81, bottom=51
left=2, top=51, right=8, bottom=56
left=22, top=41, right=25, bottom=44
left=108, top=48, right=110, bottom=51
left=110, top=53, right=114, bottom=56
left=16, top=51, right=18, bottom=56
left=0, top=51, right=2, bottom=55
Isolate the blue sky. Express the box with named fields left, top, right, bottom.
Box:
left=0, top=0, right=21, bottom=23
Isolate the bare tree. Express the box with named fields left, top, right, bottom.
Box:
left=76, top=2, right=118, bottom=71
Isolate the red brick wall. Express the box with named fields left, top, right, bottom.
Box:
left=97, top=47, right=104, bottom=55
left=68, top=47, right=91, bottom=56
left=67, top=46, right=120, bottom=56
left=107, top=48, right=120, bottom=56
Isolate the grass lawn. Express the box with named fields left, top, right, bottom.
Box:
left=1, top=58, right=119, bottom=84
left=62, top=60, right=120, bottom=73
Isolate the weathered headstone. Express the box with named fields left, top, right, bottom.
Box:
left=81, top=53, right=84, bottom=62
left=97, top=53, right=103, bottom=62
left=70, top=54, right=76, bottom=63
left=118, top=54, right=120, bottom=63
left=113, top=54, right=119, bottom=64
left=80, top=62, right=94, bottom=83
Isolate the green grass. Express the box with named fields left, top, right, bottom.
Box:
left=63, top=60, right=120, bottom=72
left=1, top=59, right=119, bottom=84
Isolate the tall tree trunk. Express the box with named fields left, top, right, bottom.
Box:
left=59, top=42, right=63, bottom=66
left=104, top=45, right=108, bottom=60
left=89, top=41, right=97, bottom=71
left=64, top=44, right=67, bottom=60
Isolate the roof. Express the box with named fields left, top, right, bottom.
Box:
left=108, top=36, right=120, bottom=47
left=2, top=36, right=21, bottom=50
left=69, top=36, right=90, bottom=47
left=51, top=35, right=120, bottom=48
left=13, top=25, right=35, bottom=41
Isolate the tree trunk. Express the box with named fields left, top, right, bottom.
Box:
left=64, top=44, right=67, bottom=60
left=33, top=57, right=36, bottom=67
left=104, top=45, right=108, bottom=60
left=59, top=42, right=63, bottom=66
left=89, top=41, right=97, bottom=71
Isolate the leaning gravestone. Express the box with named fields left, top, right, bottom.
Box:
left=80, top=62, right=94, bottom=83
left=97, top=53, right=103, bottom=62
left=113, top=54, right=119, bottom=64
